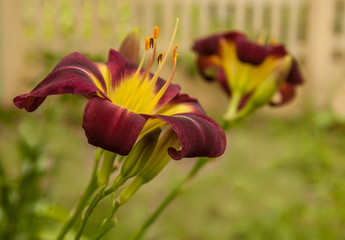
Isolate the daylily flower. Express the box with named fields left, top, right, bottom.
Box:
left=192, top=31, right=303, bottom=120
left=14, top=20, right=226, bottom=161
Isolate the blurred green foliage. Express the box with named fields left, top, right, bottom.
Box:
left=1, top=90, right=345, bottom=240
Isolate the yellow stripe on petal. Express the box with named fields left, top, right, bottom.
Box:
left=220, top=40, right=238, bottom=90
left=155, top=102, right=193, bottom=116
left=139, top=118, right=165, bottom=139
left=95, top=63, right=111, bottom=97
left=245, top=57, right=279, bottom=93
left=138, top=103, right=193, bottom=139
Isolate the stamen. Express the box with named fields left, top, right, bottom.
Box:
left=153, top=26, right=159, bottom=39
left=257, top=30, right=268, bottom=45
left=150, top=18, right=180, bottom=86
left=149, top=37, right=155, bottom=49
left=270, top=39, right=277, bottom=46
left=172, top=53, right=179, bottom=66
left=126, top=36, right=155, bottom=107
left=134, top=38, right=150, bottom=79
left=145, top=37, right=150, bottom=50
left=146, top=52, right=178, bottom=113
left=157, top=52, right=163, bottom=64
left=139, top=38, right=156, bottom=85
left=172, top=45, right=178, bottom=65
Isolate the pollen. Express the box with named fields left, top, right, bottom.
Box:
left=149, top=37, right=155, bottom=49
left=145, top=37, right=150, bottom=50
left=153, top=26, right=159, bottom=39
left=157, top=52, right=163, bottom=64
left=270, top=39, right=277, bottom=46
left=173, top=45, right=178, bottom=58
left=172, top=45, right=178, bottom=66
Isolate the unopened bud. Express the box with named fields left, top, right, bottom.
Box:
left=121, top=128, right=161, bottom=179
left=97, top=151, right=117, bottom=187
left=138, top=128, right=180, bottom=183
left=119, top=29, right=140, bottom=63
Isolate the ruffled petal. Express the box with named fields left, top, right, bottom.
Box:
left=13, top=52, right=107, bottom=112
left=195, top=55, right=221, bottom=81
left=107, top=49, right=138, bottom=88
left=155, top=93, right=206, bottom=115
left=149, top=113, right=226, bottom=160
left=193, top=32, right=246, bottom=56
left=286, top=59, right=304, bottom=85
left=82, top=97, right=148, bottom=155
left=236, top=39, right=270, bottom=65
left=216, top=69, right=231, bottom=95
left=154, top=78, right=181, bottom=109
left=270, top=82, right=296, bottom=106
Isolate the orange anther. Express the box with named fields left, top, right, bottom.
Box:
left=157, top=52, right=163, bottom=64
left=145, top=37, right=150, bottom=50
left=153, top=26, right=159, bottom=39
left=149, top=37, right=155, bottom=48
left=173, top=45, right=178, bottom=58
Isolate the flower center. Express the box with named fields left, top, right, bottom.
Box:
left=110, top=19, right=180, bottom=114
left=219, top=38, right=281, bottom=95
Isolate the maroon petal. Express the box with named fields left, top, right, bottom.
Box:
left=270, top=83, right=296, bottom=106
left=107, top=49, right=138, bottom=87
left=83, top=97, right=147, bottom=155
left=286, top=59, right=304, bottom=85
left=156, top=93, right=206, bottom=115
left=216, top=69, right=231, bottom=95
left=150, top=113, right=226, bottom=160
left=236, top=39, right=270, bottom=65
left=155, top=78, right=181, bottom=108
left=193, top=31, right=246, bottom=56
left=13, top=52, right=107, bottom=112
left=195, top=55, right=221, bottom=81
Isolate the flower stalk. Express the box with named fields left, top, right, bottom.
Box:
left=131, top=157, right=212, bottom=240
left=224, top=91, right=242, bottom=122
left=56, top=148, right=103, bottom=240
left=98, top=151, right=117, bottom=187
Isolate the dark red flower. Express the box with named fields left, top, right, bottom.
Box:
left=192, top=31, right=303, bottom=106
left=14, top=24, right=226, bottom=160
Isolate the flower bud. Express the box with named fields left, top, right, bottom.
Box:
left=97, top=150, right=117, bottom=187
left=118, top=29, right=140, bottom=63
left=137, top=128, right=180, bottom=183
left=121, top=128, right=161, bottom=179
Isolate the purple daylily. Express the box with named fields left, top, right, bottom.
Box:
left=192, top=31, right=303, bottom=106
left=14, top=25, right=226, bottom=161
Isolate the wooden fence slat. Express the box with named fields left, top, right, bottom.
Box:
left=307, top=0, right=336, bottom=107
left=252, top=0, right=264, bottom=35
left=270, top=0, right=281, bottom=41
left=234, top=0, right=245, bottom=30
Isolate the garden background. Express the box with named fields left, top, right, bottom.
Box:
left=1, top=0, right=345, bottom=239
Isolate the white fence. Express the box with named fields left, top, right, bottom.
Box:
left=1, top=0, right=345, bottom=109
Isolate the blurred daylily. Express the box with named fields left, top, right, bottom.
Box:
left=192, top=31, right=303, bottom=122
left=14, top=20, right=226, bottom=161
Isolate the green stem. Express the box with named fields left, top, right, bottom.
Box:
left=224, top=91, right=242, bottom=122
left=56, top=149, right=103, bottom=240
left=131, top=157, right=212, bottom=240
left=74, top=174, right=126, bottom=240
left=93, top=177, right=144, bottom=238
